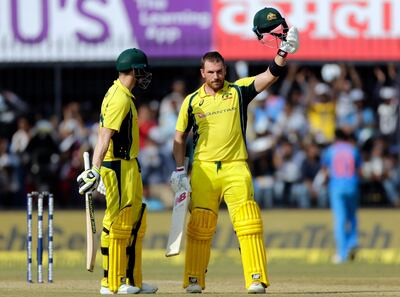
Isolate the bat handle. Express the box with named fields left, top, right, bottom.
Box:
left=184, top=157, right=189, bottom=171
left=83, top=151, right=90, bottom=170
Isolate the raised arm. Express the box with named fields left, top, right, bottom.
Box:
left=254, top=27, right=299, bottom=93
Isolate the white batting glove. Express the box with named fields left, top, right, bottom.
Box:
left=279, top=27, right=299, bottom=54
left=97, top=177, right=106, bottom=196
left=77, top=166, right=100, bottom=195
left=170, top=167, right=191, bottom=193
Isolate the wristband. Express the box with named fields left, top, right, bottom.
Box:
left=268, top=60, right=286, bottom=77
left=277, top=49, right=288, bottom=58
left=176, top=166, right=185, bottom=172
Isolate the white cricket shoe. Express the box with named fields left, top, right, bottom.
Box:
left=332, top=254, right=345, bottom=264
left=247, top=282, right=266, bottom=294
left=140, top=282, right=158, bottom=294
left=100, top=284, right=140, bottom=294
left=186, top=283, right=202, bottom=293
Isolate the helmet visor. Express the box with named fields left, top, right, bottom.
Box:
left=134, top=68, right=152, bottom=89
left=257, top=24, right=288, bottom=48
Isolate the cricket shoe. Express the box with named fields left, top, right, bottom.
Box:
left=348, top=247, right=358, bottom=261
left=100, top=284, right=140, bottom=294
left=331, top=254, right=345, bottom=264
left=247, top=282, right=266, bottom=294
left=140, top=282, right=158, bottom=294
left=186, top=283, right=202, bottom=293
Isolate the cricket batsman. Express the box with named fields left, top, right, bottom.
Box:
left=170, top=7, right=299, bottom=294
left=77, top=48, right=157, bottom=294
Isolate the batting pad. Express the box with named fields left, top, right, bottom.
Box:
left=100, top=231, right=110, bottom=289
left=127, top=205, right=147, bottom=288
left=107, top=207, right=134, bottom=292
left=108, top=237, right=129, bottom=292
left=233, top=201, right=269, bottom=289
left=184, top=208, right=217, bottom=289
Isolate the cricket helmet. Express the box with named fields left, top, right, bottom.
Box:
left=252, top=7, right=288, bottom=41
left=116, top=48, right=149, bottom=72
left=116, top=48, right=152, bottom=89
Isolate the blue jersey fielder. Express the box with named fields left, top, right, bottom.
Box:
left=322, top=142, right=361, bottom=192
left=321, top=130, right=362, bottom=263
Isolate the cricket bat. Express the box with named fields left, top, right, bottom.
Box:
left=165, top=157, right=191, bottom=257
left=83, top=151, right=97, bottom=272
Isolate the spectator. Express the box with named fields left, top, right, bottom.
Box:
left=333, top=65, right=363, bottom=131
left=273, top=137, right=307, bottom=208
left=335, top=79, right=357, bottom=129
left=377, top=87, right=399, bottom=147
left=10, top=117, right=31, bottom=155
left=0, top=138, right=19, bottom=207
left=139, top=126, right=174, bottom=210
left=306, top=82, right=336, bottom=145
left=9, top=116, right=31, bottom=204
left=347, top=89, right=376, bottom=144
left=25, top=119, right=60, bottom=194
left=0, top=89, right=29, bottom=139
left=138, top=103, right=157, bottom=149
left=249, top=90, right=272, bottom=140
left=273, top=95, right=308, bottom=142
left=158, top=79, right=185, bottom=140
left=301, top=140, right=328, bottom=208
left=265, top=89, right=285, bottom=123
left=158, top=80, right=186, bottom=173
left=361, top=137, right=399, bottom=206
left=249, top=133, right=276, bottom=209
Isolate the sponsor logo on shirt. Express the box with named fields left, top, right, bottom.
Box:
left=196, top=107, right=237, bottom=119
left=222, top=92, right=233, bottom=100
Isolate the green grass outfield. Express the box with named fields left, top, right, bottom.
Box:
left=1, top=250, right=399, bottom=297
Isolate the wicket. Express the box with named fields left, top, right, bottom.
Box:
left=27, top=191, right=54, bottom=283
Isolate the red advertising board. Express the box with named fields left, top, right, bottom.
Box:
left=213, top=0, right=400, bottom=61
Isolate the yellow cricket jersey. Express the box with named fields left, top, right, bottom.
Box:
left=176, top=77, right=258, bottom=162
left=100, top=79, right=139, bottom=161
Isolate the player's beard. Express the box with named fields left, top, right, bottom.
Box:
left=208, top=79, right=223, bottom=92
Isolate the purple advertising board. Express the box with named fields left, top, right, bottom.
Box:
left=123, top=0, right=212, bottom=57
left=0, top=0, right=212, bottom=62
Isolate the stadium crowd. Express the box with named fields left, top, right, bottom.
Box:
left=0, top=63, right=399, bottom=210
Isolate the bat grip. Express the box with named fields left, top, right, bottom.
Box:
left=83, top=152, right=90, bottom=170
left=184, top=157, right=189, bottom=172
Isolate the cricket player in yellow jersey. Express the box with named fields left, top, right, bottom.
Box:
left=77, top=48, right=157, bottom=295
left=170, top=8, right=300, bottom=294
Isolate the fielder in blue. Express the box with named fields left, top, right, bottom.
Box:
left=321, top=129, right=362, bottom=263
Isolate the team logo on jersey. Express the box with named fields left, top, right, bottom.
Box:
left=222, top=92, right=233, bottom=100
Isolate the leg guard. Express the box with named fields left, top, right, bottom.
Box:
left=101, top=231, right=110, bottom=289
left=183, top=208, right=217, bottom=289
left=126, top=204, right=146, bottom=287
left=233, top=201, right=269, bottom=289
left=107, top=207, right=135, bottom=293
